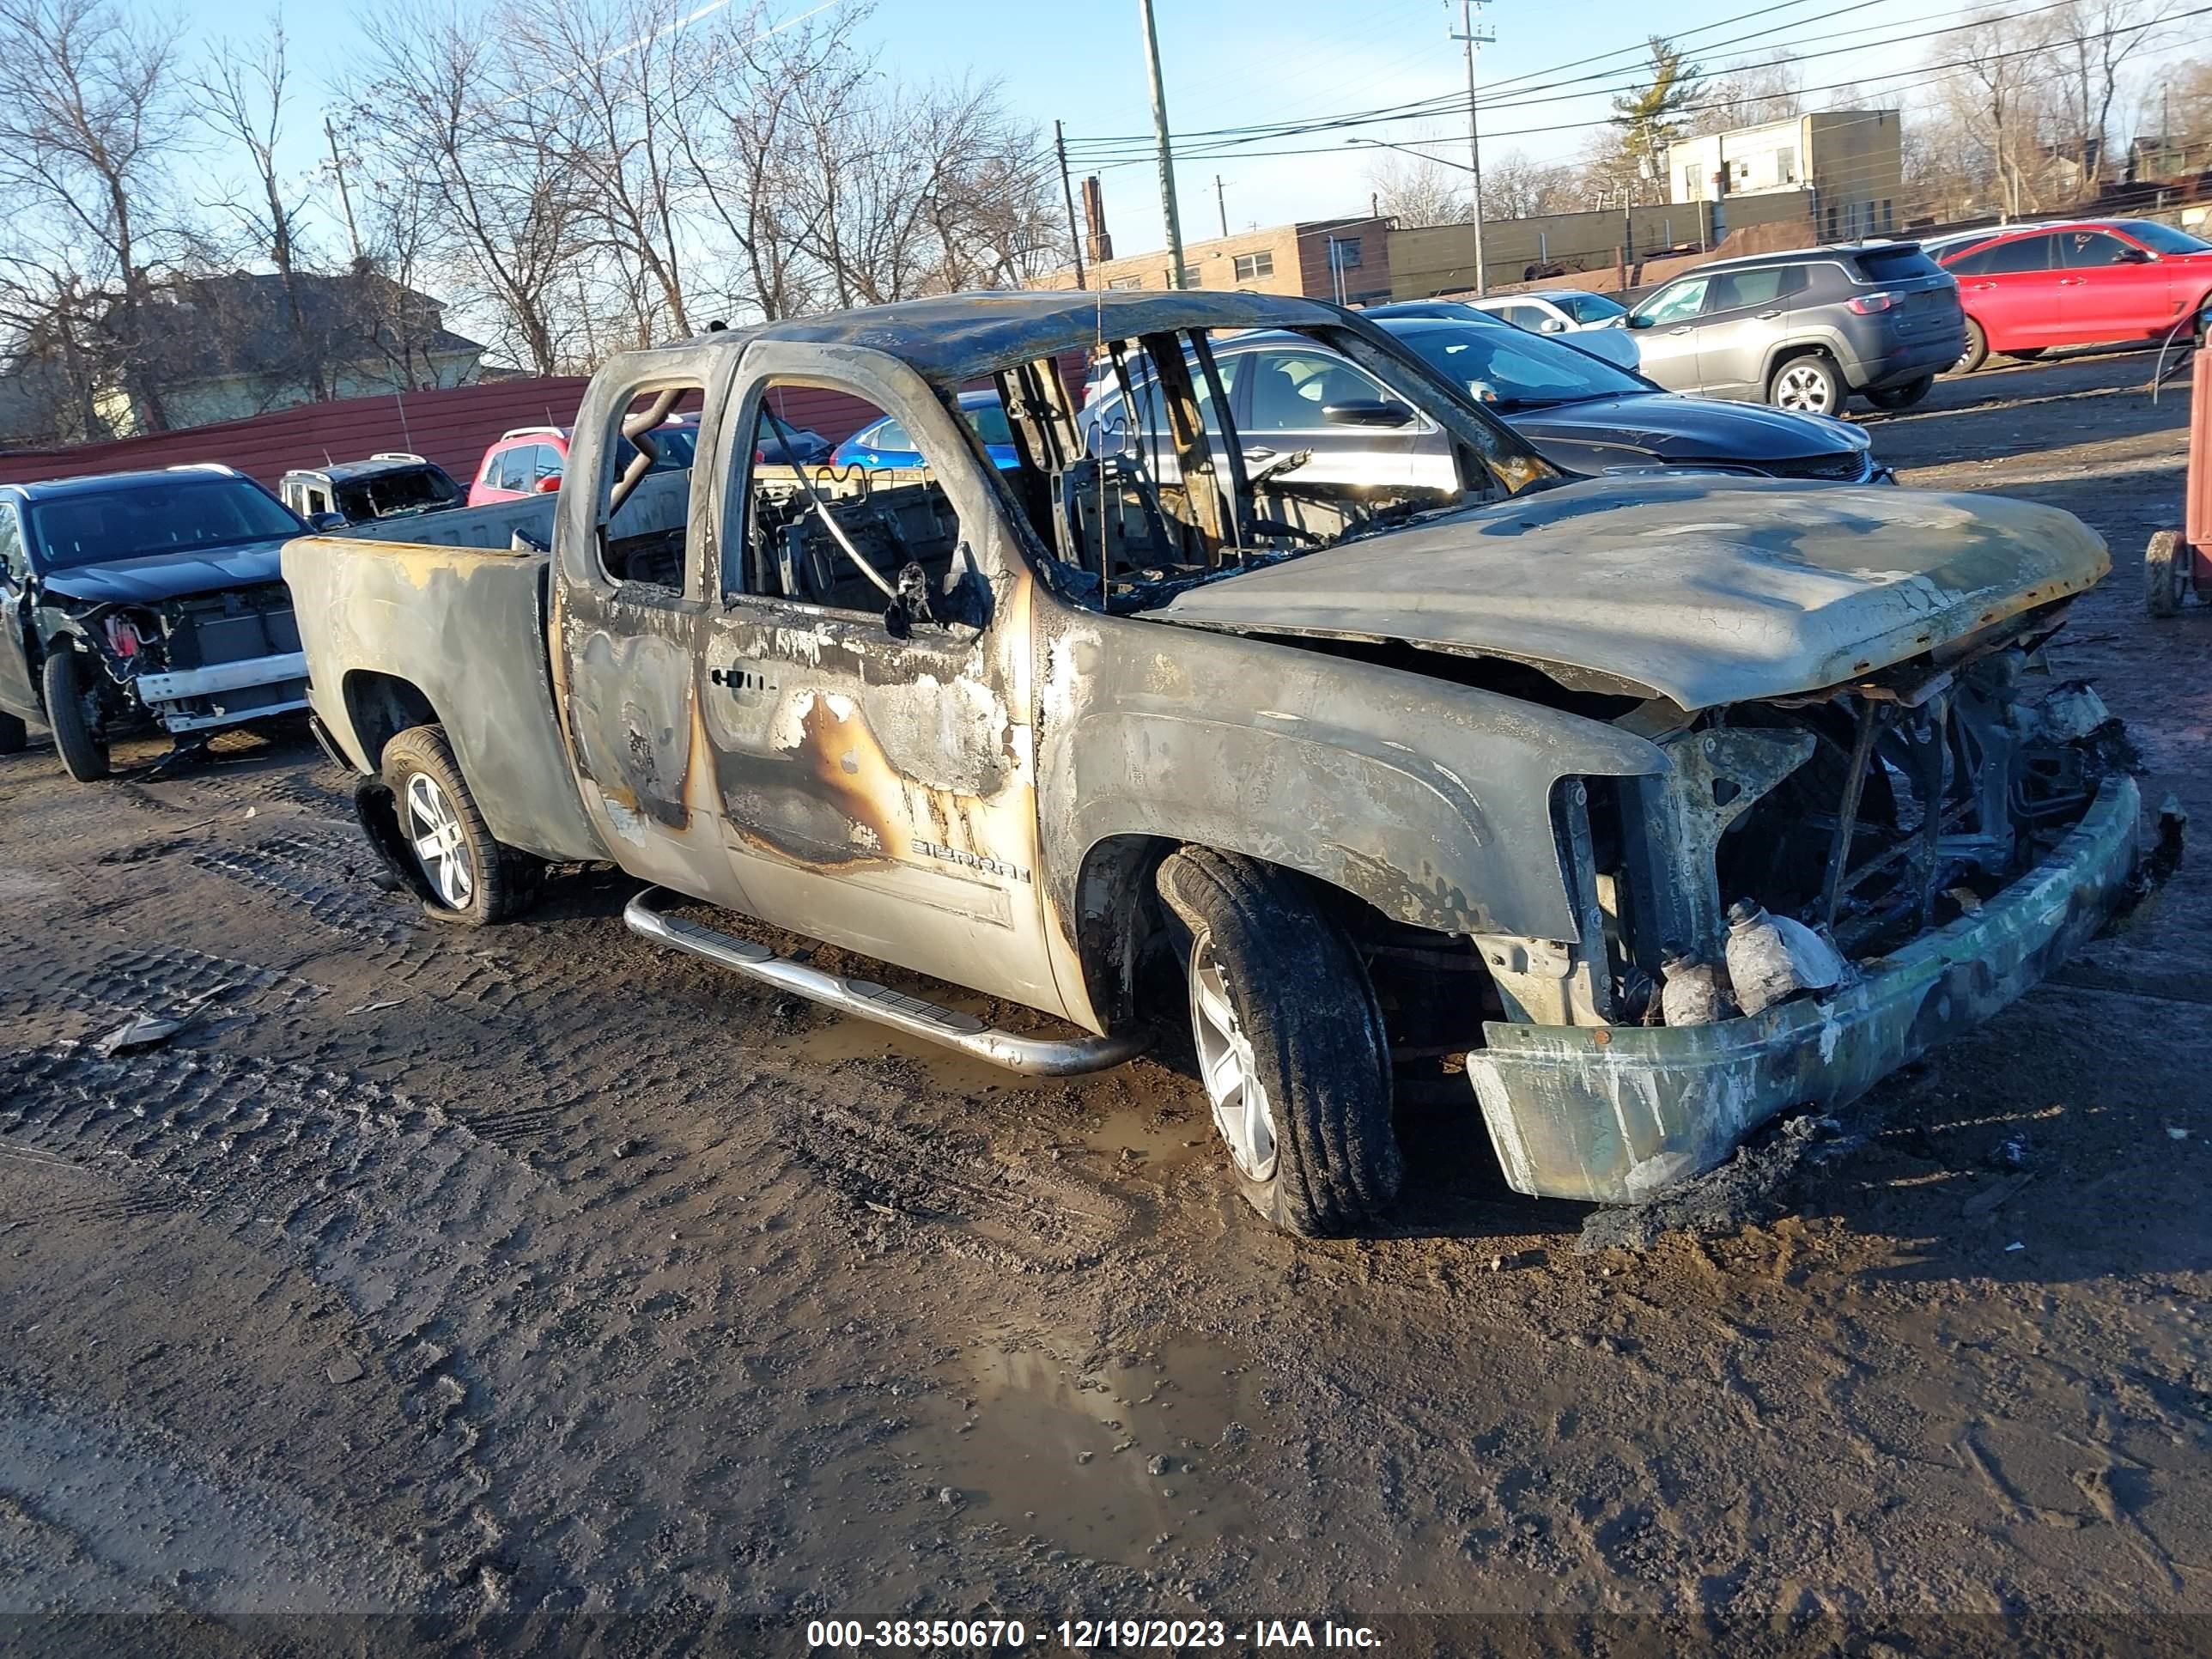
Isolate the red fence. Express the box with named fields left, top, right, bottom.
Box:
left=0, top=376, right=890, bottom=492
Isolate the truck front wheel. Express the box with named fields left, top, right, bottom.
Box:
left=381, top=723, right=533, bottom=925
left=1156, top=848, right=1401, bottom=1236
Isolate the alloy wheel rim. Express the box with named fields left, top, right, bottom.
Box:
left=404, top=771, right=475, bottom=909
left=1188, top=932, right=1278, bottom=1182
left=1777, top=365, right=1832, bottom=413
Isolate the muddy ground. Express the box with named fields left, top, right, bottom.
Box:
left=2, top=348, right=2209, bottom=1657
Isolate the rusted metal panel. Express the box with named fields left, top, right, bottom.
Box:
left=1466, top=775, right=2142, bottom=1204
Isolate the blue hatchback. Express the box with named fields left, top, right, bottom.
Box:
left=831, top=389, right=1020, bottom=471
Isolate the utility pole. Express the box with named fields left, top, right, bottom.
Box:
left=1215, top=174, right=1228, bottom=239
left=325, top=116, right=365, bottom=269
left=1138, top=0, right=1188, bottom=289
left=1451, top=0, right=1495, bottom=294
left=1055, top=120, right=1086, bottom=289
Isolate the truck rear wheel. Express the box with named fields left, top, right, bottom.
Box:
left=381, top=723, right=532, bottom=925
left=42, top=647, right=109, bottom=781
left=1156, top=848, right=1401, bottom=1236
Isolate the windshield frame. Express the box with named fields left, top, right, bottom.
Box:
left=25, top=476, right=307, bottom=574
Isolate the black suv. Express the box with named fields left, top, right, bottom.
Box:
left=1622, top=242, right=1965, bottom=414
left=0, top=465, right=313, bottom=781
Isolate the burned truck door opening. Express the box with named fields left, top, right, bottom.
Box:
left=689, top=342, right=1065, bottom=1016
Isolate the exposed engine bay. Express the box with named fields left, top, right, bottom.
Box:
left=45, top=582, right=306, bottom=735
left=1483, top=616, right=2139, bottom=1032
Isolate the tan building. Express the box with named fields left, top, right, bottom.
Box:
left=1666, top=110, right=1904, bottom=243
left=1033, top=216, right=1393, bottom=305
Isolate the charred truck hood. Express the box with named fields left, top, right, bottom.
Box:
left=1156, top=474, right=2110, bottom=708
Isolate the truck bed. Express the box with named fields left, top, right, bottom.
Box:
left=283, top=492, right=607, bottom=865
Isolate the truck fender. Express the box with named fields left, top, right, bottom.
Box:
left=1035, top=620, right=1668, bottom=1018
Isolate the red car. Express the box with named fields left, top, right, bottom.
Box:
left=465, top=422, right=704, bottom=507
left=1942, top=218, right=2212, bottom=372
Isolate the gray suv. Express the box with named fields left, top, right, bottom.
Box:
left=1624, top=243, right=1965, bottom=414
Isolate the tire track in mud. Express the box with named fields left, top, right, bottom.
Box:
left=0, top=939, right=323, bottom=1024
left=191, top=831, right=423, bottom=947
left=787, top=1096, right=1133, bottom=1270
left=0, top=1044, right=540, bottom=1596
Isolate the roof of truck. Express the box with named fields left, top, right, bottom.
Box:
left=681, top=289, right=1349, bottom=384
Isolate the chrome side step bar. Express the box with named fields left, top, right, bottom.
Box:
left=623, top=886, right=1149, bottom=1077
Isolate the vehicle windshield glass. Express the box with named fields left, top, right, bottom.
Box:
left=617, top=426, right=698, bottom=473
left=1558, top=292, right=1626, bottom=324
left=27, top=477, right=302, bottom=571
left=338, top=468, right=460, bottom=520
left=964, top=400, right=1014, bottom=447
left=2116, top=220, right=2211, bottom=255
left=1393, top=321, right=1648, bottom=409
left=1856, top=246, right=1943, bottom=282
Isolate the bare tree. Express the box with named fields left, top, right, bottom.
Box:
left=191, top=17, right=327, bottom=399
left=1484, top=150, right=1582, bottom=219
left=1365, top=151, right=1468, bottom=226
left=1938, top=9, right=2065, bottom=218
left=513, top=0, right=698, bottom=341
left=0, top=0, right=192, bottom=431
left=678, top=3, right=865, bottom=322
left=1691, top=54, right=1802, bottom=134
left=2053, top=0, right=2175, bottom=189
left=349, top=1, right=584, bottom=374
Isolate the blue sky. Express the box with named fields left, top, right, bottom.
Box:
left=157, top=0, right=2164, bottom=264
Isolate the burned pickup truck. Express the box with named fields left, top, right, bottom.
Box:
left=283, top=290, right=2155, bottom=1234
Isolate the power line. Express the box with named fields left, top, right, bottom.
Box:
left=1062, top=0, right=2186, bottom=162
left=1066, top=2, right=2208, bottom=167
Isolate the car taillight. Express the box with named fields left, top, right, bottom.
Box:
left=1848, top=291, right=1899, bottom=314
left=104, top=616, right=142, bottom=658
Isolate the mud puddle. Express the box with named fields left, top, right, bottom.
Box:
left=906, top=1334, right=1271, bottom=1566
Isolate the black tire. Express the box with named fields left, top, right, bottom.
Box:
left=41, top=647, right=109, bottom=781
left=0, top=710, right=24, bottom=755
left=1767, top=352, right=1845, bottom=416
left=2006, top=347, right=2046, bottom=362
left=2146, top=529, right=2188, bottom=618
left=1955, top=317, right=1990, bottom=375
left=1155, top=848, right=1401, bottom=1236
left=1865, top=374, right=1933, bottom=411
left=380, top=723, right=534, bottom=925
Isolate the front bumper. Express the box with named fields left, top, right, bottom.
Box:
left=134, top=651, right=311, bottom=733
left=1467, top=775, right=2142, bottom=1205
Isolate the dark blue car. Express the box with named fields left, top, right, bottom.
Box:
left=831, top=389, right=1021, bottom=471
